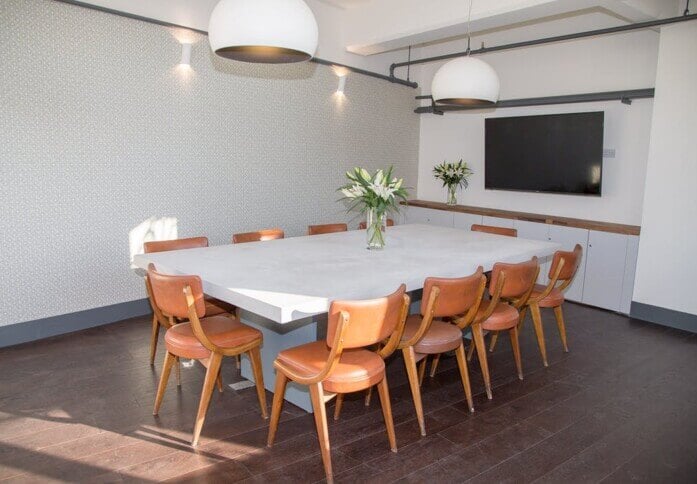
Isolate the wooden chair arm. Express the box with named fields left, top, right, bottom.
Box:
left=454, top=274, right=487, bottom=330
left=378, top=294, right=411, bottom=359
left=475, top=273, right=504, bottom=324
left=274, top=310, right=349, bottom=385
left=529, top=259, right=564, bottom=304
left=400, top=286, right=440, bottom=348
left=184, top=285, right=226, bottom=353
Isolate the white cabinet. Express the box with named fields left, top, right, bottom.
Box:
left=405, top=205, right=638, bottom=314
left=514, top=220, right=553, bottom=285
left=548, top=225, right=589, bottom=303
left=482, top=216, right=516, bottom=229
left=620, top=236, right=640, bottom=314
left=582, top=231, right=628, bottom=311
left=453, top=212, right=483, bottom=230
left=406, top=206, right=454, bottom=227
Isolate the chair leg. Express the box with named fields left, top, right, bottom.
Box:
left=175, top=357, right=181, bottom=387
left=554, top=305, right=569, bottom=352
left=509, top=326, right=523, bottom=381
left=216, top=368, right=224, bottom=393
left=149, top=316, right=160, bottom=366
left=418, top=357, right=427, bottom=386
left=402, top=346, right=426, bottom=436
left=333, top=393, right=345, bottom=420
left=429, top=353, right=441, bottom=377
left=153, top=351, right=176, bottom=415
left=248, top=346, right=268, bottom=419
left=309, top=383, right=333, bottom=484
left=467, top=339, right=476, bottom=361
left=191, top=352, right=223, bottom=446
left=267, top=372, right=288, bottom=447
left=454, top=344, right=474, bottom=413
left=236, top=354, right=241, bottom=370
left=376, top=375, right=397, bottom=452
left=488, top=331, right=499, bottom=353
left=529, top=303, right=549, bottom=367
left=472, top=324, right=492, bottom=400
left=518, top=306, right=528, bottom=330
left=364, top=386, right=373, bottom=407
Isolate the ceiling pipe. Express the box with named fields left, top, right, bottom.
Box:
left=389, top=13, right=697, bottom=82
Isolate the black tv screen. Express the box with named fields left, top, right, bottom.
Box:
left=485, top=112, right=604, bottom=196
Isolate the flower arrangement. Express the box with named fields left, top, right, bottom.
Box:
left=339, top=167, right=409, bottom=249
left=433, top=159, right=473, bottom=205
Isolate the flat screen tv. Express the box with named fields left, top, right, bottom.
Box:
left=485, top=112, right=604, bottom=196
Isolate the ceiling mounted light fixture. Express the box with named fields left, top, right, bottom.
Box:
left=431, top=0, right=500, bottom=106
left=208, top=0, right=319, bottom=64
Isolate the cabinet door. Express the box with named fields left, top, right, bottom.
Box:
left=406, top=206, right=454, bottom=227
left=620, top=235, right=640, bottom=314
left=453, top=212, right=483, bottom=231
left=582, top=230, right=627, bottom=311
left=514, top=220, right=551, bottom=284
left=548, top=225, right=589, bottom=303
left=482, top=216, right=516, bottom=229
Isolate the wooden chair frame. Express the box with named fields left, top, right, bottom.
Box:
left=267, top=294, right=410, bottom=483
left=152, top=285, right=267, bottom=447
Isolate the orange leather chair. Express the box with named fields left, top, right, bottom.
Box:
left=308, top=223, right=348, bottom=235
left=524, top=245, right=583, bottom=366
left=232, top=228, right=285, bottom=244
left=267, top=285, right=410, bottom=483
left=143, top=237, right=235, bottom=365
left=466, top=258, right=539, bottom=399
left=358, top=218, right=395, bottom=230
left=148, top=264, right=267, bottom=446
left=399, top=268, right=487, bottom=436
left=471, top=224, right=518, bottom=237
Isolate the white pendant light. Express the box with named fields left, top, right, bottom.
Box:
left=431, top=0, right=500, bottom=106
left=208, top=0, right=319, bottom=64
left=431, top=56, right=500, bottom=105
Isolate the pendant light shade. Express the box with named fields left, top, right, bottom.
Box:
left=208, top=0, right=319, bottom=64
left=431, top=56, right=500, bottom=106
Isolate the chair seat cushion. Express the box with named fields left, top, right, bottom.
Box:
left=204, top=296, right=236, bottom=316
left=165, top=315, right=261, bottom=359
left=401, top=314, right=463, bottom=354
left=530, top=284, right=565, bottom=308
left=276, top=341, right=384, bottom=393
left=476, top=302, right=519, bottom=331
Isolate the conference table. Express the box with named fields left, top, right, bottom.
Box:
left=133, top=224, right=560, bottom=412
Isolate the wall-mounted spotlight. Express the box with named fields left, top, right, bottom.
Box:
left=336, top=75, right=347, bottom=95
left=180, top=43, right=192, bottom=67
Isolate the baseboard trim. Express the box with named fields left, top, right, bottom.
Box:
left=0, top=299, right=152, bottom=348
left=630, top=301, right=697, bottom=333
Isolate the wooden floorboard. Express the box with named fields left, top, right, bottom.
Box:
left=0, top=303, right=695, bottom=483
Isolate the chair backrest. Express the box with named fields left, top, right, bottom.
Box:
left=490, top=257, right=539, bottom=299
left=549, top=244, right=583, bottom=281
left=421, top=267, right=485, bottom=318
left=147, top=264, right=205, bottom=319
left=144, top=236, right=209, bottom=253
left=232, top=228, right=285, bottom=244
left=326, top=284, right=406, bottom=349
left=308, top=223, right=348, bottom=236
left=358, top=219, right=395, bottom=230
left=471, top=224, right=517, bottom=237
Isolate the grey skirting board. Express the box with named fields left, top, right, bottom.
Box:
left=631, top=301, right=697, bottom=334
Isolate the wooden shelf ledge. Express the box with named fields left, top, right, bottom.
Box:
left=402, top=200, right=641, bottom=236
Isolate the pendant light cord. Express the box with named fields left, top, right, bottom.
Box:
left=685, top=0, right=691, bottom=15
left=466, top=0, right=473, bottom=54
left=406, top=45, right=411, bottom=81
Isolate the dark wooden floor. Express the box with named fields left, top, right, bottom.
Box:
left=1, top=303, right=696, bottom=483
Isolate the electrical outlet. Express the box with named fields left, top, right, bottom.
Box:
left=603, top=148, right=616, bottom=158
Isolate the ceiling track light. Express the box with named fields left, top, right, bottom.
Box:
left=208, top=0, right=319, bottom=64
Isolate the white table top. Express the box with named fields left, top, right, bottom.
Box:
left=133, top=224, right=560, bottom=324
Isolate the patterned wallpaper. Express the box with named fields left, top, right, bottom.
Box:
left=0, top=0, right=419, bottom=326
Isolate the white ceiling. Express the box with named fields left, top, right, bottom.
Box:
left=318, top=0, right=373, bottom=8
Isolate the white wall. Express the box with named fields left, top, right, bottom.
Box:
left=633, top=20, right=697, bottom=316
left=416, top=14, right=659, bottom=225
left=0, top=0, right=419, bottom=327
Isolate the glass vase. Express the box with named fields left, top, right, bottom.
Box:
left=446, top=185, right=458, bottom=205
left=366, top=208, right=387, bottom=250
